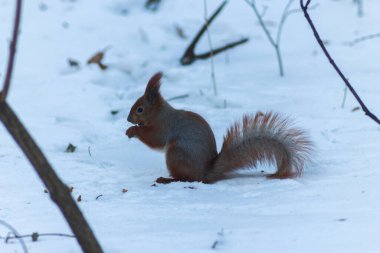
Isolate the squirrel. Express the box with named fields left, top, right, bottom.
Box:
left=126, top=72, right=313, bottom=184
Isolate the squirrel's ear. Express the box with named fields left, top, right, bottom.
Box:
left=144, top=72, right=163, bottom=104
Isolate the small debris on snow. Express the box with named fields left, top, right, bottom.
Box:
left=65, top=143, right=76, bottom=153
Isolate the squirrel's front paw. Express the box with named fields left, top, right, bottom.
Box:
left=126, top=126, right=138, bottom=138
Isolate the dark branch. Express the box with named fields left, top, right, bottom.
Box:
left=2, top=232, right=75, bottom=242
left=300, top=0, right=380, bottom=125
left=0, top=0, right=22, bottom=102
left=195, top=38, right=249, bottom=60
left=0, top=101, right=104, bottom=252
left=180, top=1, right=249, bottom=65
left=305, top=0, right=311, bottom=8
left=0, top=1, right=104, bottom=251
left=0, top=102, right=103, bottom=251
left=181, top=0, right=227, bottom=64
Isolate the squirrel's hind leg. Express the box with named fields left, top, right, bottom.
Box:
left=165, top=143, right=204, bottom=182
left=266, top=155, right=294, bottom=179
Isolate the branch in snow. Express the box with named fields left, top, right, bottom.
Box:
left=245, top=0, right=308, bottom=76
left=300, top=0, right=380, bottom=125
left=0, top=2, right=105, bottom=252
left=0, top=102, right=104, bottom=253
left=0, top=0, right=22, bottom=102
left=180, top=1, right=249, bottom=65
left=1, top=232, right=75, bottom=243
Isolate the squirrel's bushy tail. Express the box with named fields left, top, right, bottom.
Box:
left=205, top=112, right=313, bottom=183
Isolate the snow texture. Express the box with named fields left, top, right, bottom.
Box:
left=0, top=0, right=379, bottom=252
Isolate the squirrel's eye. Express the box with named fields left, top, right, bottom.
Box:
left=136, top=107, right=144, bottom=114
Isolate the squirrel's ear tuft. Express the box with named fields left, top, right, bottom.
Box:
left=145, top=72, right=163, bottom=104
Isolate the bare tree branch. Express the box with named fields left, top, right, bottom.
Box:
left=181, top=0, right=227, bottom=65
left=0, top=1, right=105, bottom=252
left=300, top=0, right=380, bottom=125
left=245, top=0, right=298, bottom=76
left=0, top=102, right=104, bottom=252
left=180, top=1, right=249, bottom=65
left=195, top=38, right=249, bottom=60
left=245, top=0, right=277, bottom=47
left=0, top=0, right=22, bottom=102
left=305, top=0, right=311, bottom=8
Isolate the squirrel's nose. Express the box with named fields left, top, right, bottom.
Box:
left=127, top=115, right=132, bottom=122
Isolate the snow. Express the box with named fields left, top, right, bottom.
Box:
left=0, top=0, right=380, bottom=252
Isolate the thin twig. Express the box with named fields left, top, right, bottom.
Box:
left=300, top=0, right=380, bottom=125
left=88, top=146, right=92, bottom=157
left=195, top=38, right=249, bottom=59
left=2, top=232, right=75, bottom=242
left=180, top=1, right=249, bottom=65
left=211, top=240, right=218, bottom=249
left=181, top=0, right=228, bottom=65
left=348, top=33, right=380, bottom=46
left=211, top=228, right=224, bottom=250
left=284, top=3, right=318, bottom=18
left=0, top=220, right=28, bottom=253
left=203, top=0, right=218, bottom=96
left=353, top=0, right=363, bottom=17
left=274, top=0, right=296, bottom=76
left=0, top=0, right=22, bottom=102
left=245, top=0, right=276, bottom=47
left=245, top=0, right=298, bottom=76
left=341, top=87, right=348, bottom=108
left=167, top=94, right=190, bottom=101
left=276, top=0, right=296, bottom=46
left=305, top=0, right=311, bottom=8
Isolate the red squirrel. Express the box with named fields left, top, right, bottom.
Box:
left=126, top=72, right=312, bottom=184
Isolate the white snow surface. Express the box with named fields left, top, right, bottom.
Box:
left=0, top=0, right=380, bottom=252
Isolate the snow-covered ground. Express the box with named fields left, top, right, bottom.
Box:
left=0, top=0, right=379, bottom=252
